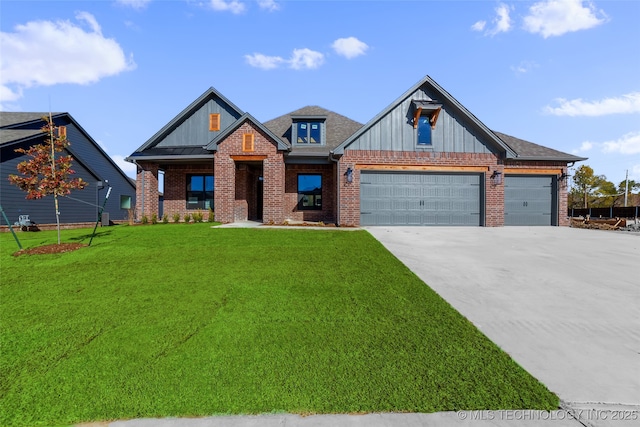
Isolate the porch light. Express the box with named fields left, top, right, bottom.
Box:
left=345, top=167, right=354, bottom=183
left=490, top=170, right=502, bottom=185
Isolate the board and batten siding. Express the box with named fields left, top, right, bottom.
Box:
left=346, top=87, right=496, bottom=154
left=157, top=99, right=242, bottom=148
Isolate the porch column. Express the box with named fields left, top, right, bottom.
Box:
left=136, top=163, right=159, bottom=221
left=214, top=154, right=235, bottom=223
left=263, top=154, right=285, bottom=224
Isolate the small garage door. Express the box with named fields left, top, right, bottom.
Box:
left=504, top=175, right=556, bottom=226
left=360, top=172, right=482, bottom=226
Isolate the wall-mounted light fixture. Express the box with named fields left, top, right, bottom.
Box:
left=345, top=167, right=354, bottom=183
left=490, top=170, right=502, bottom=185
left=559, top=171, right=569, bottom=186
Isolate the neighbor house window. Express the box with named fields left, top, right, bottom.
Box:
left=417, top=116, right=432, bottom=146
left=120, top=195, right=132, bottom=210
left=186, top=174, right=214, bottom=210
left=297, top=174, right=322, bottom=210
left=295, top=121, right=323, bottom=144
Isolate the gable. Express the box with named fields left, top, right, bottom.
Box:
left=334, top=76, right=516, bottom=158
left=132, top=87, right=244, bottom=154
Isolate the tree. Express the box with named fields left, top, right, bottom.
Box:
left=8, top=115, right=87, bottom=244
left=571, top=165, right=607, bottom=208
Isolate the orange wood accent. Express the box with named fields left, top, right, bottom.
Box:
left=209, top=114, right=220, bottom=131
left=357, top=164, right=489, bottom=172
left=58, top=126, right=67, bottom=138
left=504, top=168, right=562, bottom=175
left=430, top=107, right=441, bottom=129
left=230, top=155, right=267, bottom=161
left=413, top=107, right=423, bottom=129
left=242, top=133, right=255, bottom=152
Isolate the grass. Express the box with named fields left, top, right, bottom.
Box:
left=1, top=223, right=558, bottom=426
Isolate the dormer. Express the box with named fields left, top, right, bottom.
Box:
left=291, top=115, right=327, bottom=146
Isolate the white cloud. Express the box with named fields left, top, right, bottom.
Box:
left=332, top=37, right=369, bottom=59
left=471, top=20, right=486, bottom=32
left=209, top=0, right=246, bottom=14
left=257, top=0, right=279, bottom=12
left=544, top=92, right=640, bottom=116
left=523, top=0, right=608, bottom=38
left=244, top=53, right=285, bottom=70
left=491, top=3, right=513, bottom=35
left=0, top=12, right=135, bottom=104
left=631, top=164, right=640, bottom=181
left=601, top=132, right=640, bottom=155
left=111, top=154, right=138, bottom=178
left=511, top=60, right=539, bottom=74
left=115, top=0, right=152, bottom=10
left=572, top=141, right=594, bottom=154
left=472, top=3, right=512, bottom=36
left=290, top=48, right=324, bottom=70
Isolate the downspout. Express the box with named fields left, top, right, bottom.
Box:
left=329, top=151, right=340, bottom=226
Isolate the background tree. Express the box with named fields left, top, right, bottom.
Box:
left=570, top=165, right=608, bottom=208
left=8, top=115, right=87, bottom=244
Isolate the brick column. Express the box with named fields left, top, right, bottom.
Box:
left=485, top=165, right=505, bottom=227
left=214, top=153, right=235, bottom=223
left=136, top=163, right=159, bottom=221
left=263, top=154, right=285, bottom=223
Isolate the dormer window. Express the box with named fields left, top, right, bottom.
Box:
left=292, top=117, right=325, bottom=145
left=412, top=100, right=441, bottom=147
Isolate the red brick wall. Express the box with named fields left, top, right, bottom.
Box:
left=136, top=163, right=159, bottom=221
left=284, top=164, right=336, bottom=223
left=214, top=121, right=285, bottom=224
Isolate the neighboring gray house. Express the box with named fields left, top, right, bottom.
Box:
left=1, top=112, right=136, bottom=226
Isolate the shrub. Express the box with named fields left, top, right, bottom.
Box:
left=192, top=210, right=203, bottom=223
left=151, top=213, right=158, bottom=224
left=172, top=213, right=181, bottom=223
left=184, top=212, right=191, bottom=223
left=208, top=208, right=215, bottom=222
left=141, top=215, right=148, bottom=225
left=162, top=214, right=169, bottom=224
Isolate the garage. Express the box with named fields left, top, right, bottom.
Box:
left=360, top=172, right=482, bottom=226
left=504, top=175, right=556, bottom=226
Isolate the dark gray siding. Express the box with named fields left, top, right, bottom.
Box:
left=1, top=120, right=136, bottom=224
left=346, top=87, right=496, bottom=154
left=157, top=99, right=242, bottom=147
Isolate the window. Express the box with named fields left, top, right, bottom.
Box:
left=295, top=121, right=323, bottom=144
left=297, top=174, right=322, bottom=210
left=417, top=116, right=432, bottom=146
left=186, top=174, right=214, bottom=210
left=120, top=195, right=132, bottom=210
left=209, top=114, right=220, bottom=131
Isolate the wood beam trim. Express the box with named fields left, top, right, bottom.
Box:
left=413, top=107, right=423, bottom=129
left=230, top=155, right=267, bottom=161
left=430, top=107, right=441, bottom=130
left=503, top=168, right=562, bottom=175
left=356, top=164, right=489, bottom=173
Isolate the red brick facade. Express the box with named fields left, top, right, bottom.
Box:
left=284, top=164, right=336, bottom=223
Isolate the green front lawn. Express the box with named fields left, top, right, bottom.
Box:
left=0, top=224, right=558, bottom=426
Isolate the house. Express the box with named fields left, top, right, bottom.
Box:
left=1, top=112, right=136, bottom=227
left=127, top=75, right=586, bottom=227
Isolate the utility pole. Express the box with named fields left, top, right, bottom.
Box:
left=624, top=170, right=629, bottom=207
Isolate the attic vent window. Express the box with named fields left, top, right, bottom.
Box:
left=209, top=113, right=220, bottom=131
left=57, top=126, right=67, bottom=138
left=412, top=100, right=442, bottom=130
left=242, top=133, right=255, bottom=152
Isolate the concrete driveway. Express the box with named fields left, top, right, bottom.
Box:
left=366, top=227, right=640, bottom=419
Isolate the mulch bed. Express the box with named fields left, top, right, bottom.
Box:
left=13, top=243, right=87, bottom=257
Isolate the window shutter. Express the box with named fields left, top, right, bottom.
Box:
left=209, top=114, right=220, bottom=131
left=242, top=133, right=254, bottom=152
left=58, top=126, right=67, bottom=138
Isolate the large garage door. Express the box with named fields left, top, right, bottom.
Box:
left=504, top=175, right=556, bottom=226
left=360, top=172, right=482, bottom=226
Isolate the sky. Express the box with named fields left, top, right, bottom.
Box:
left=1, top=0, right=639, bottom=188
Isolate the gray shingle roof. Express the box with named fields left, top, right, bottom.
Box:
left=0, top=112, right=57, bottom=128
left=493, top=131, right=587, bottom=162
left=264, top=106, right=362, bottom=156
